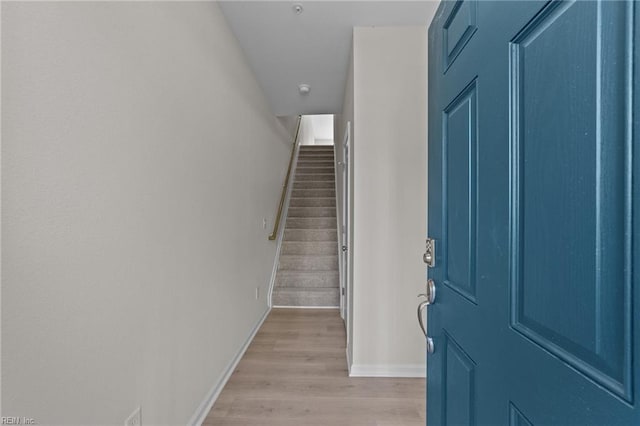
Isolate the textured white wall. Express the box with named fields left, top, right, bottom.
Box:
left=2, top=2, right=290, bottom=424
left=350, top=26, right=428, bottom=374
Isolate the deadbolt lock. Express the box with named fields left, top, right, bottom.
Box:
left=423, top=238, right=435, bottom=267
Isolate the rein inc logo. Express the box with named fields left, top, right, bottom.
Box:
left=1, top=418, right=36, bottom=425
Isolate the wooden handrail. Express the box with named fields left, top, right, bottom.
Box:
left=269, top=115, right=302, bottom=240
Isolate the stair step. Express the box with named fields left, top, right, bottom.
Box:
left=296, top=167, right=335, bottom=175
left=295, top=173, right=335, bottom=181
left=291, top=189, right=335, bottom=198
left=299, top=148, right=334, bottom=153
left=295, top=174, right=335, bottom=182
left=290, top=197, right=335, bottom=207
left=298, top=155, right=334, bottom=161
left=299, top=151, right=334, bottom=155
left=286, top=217, right=337, bottom=229
left=272, top=287, right=339, bottom=307
left=293, top=181, right=336, bottom=190
left=284, top=229, right=337, bottom=242
left=287, top=207, right=336, bottom=218
left=297, top=161, right=335, bottom=167
left=281, top=241, right=338, bottom=255
left=279, top=255, right=338, bottom=271
left=275, top=270, right=339, bottom=288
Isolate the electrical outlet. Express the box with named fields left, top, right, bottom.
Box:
left=255, top=287, right=260, bottom=300
left=125, top=407, right=141, bottom=426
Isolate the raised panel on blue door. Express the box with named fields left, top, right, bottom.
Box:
left=442, top=331, right=476, bottom=425
left=443, top=0, right=477, bottom=72
left=509, top=403, right=533, bottom=426
left=509, top=0, right=633, bottom=400
left=443, top=79, right=477, bottom=303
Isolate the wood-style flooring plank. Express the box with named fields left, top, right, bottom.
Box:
left=203, top=309, right=426, bottom=426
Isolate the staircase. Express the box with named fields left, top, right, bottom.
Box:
left=272, top=145, right=339, bottom=307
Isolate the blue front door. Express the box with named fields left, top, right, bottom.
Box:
left=427, top=1, right=639, bottom=424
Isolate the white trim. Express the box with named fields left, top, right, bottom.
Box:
left=342, top=122, right=353, bottom=367
left=272, top=305, right=339, bottom=310
left=188, top=308, right=271, bottom=426
left=349, top=364, right=426, bottom=378
left=334, top=140, right=343, bottom=320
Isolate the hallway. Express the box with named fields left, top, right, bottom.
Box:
left=204, top=309, right=426, bottom=425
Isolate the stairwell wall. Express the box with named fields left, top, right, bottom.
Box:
left=337, top=26, right=429, bottom=376
left=298, top=115, right=317, bottom=146
left=2, top=2, right=290, bottom=424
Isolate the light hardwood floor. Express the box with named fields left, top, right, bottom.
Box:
left=204, top=308, right=426, bottom=426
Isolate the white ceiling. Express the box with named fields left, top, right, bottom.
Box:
left=219, top=1, right=440, bottom=116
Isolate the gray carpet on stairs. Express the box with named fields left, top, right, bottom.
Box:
left=272, top=146, right=339, bottom=307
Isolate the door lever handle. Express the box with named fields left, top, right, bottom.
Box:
left=426, top=337, right=435, bottom=354
left=417, top=300, right=428, bottom=338
left=417, top=280, right=436, bottom=352
left=418, top=279, right=436, bottom=304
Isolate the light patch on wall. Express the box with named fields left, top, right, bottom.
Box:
left=309, top=114, right=334, bottom=144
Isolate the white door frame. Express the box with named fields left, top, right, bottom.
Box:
left=339, top=123, right=351, bottom=324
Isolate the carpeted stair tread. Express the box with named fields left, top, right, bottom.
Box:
left=272, top=145, right=340, bottom=307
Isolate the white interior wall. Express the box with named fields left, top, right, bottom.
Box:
left=338, top=26, right=428, bottom=376
left=299, top=115, right=334, bottom=146
left=0, top=3, right=3, bottom=417
left=310, top=115, right=334, bottom=145
left=276, top=115, right=300, bottom=141
left=1, top=2, right=290, bottom=424
left=298, top=115, right=316, bottom=146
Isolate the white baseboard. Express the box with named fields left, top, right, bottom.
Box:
left=272, top=305, right=339, bottom=309
left=349, top=363, right=426, bottom=378
left=188, top=307, right=271, bottom=426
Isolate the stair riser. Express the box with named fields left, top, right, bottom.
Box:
left=284, top=229, right=337, bottom=241
left=297, top=155, right=334, bottom=161
left=293, top=181, right=336, bottom=190
left=290, top=198, right=335, bottom=207
left=287, top=207, right=336, bottom=218
left=272, top=289, right=339, bottom=307
left=275, top=272, right=339, bottom=288
left=286, top=217, right=337, bottom=229
left=296, top=168, right=335, bottom=175
left=297, top=161, right=335, bottom=168
left=279, top=256, right=338, bottom=271
left=295, top=174, right=335, bottom=181
left=280, top=242, right=338, bottom=255
left=291, top=189, right=335, bottom=198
